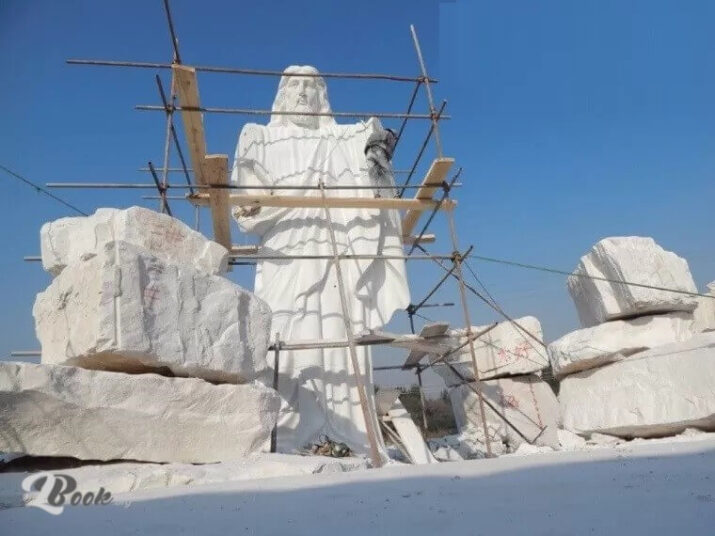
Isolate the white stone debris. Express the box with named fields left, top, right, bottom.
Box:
left=34, top=240, right=271, bottom=384
left=557, top=428, right=587, bottom=450
left=0, top=362, right=280, bottom=464
left=567, top=237, right=698, bottom=327
left=433, top=316, right=548, bottom=385
left=427, top=425, right=506, bottom=461
left=548, top=312, right=694, bottom=378
left=560, top=332, right=715, bottom=438
left=40, top=206, right=228, bottom=276
left=449, top=374, right=561, bottom=450
left=386, top=400, right=437, bottom=464
left=693, top=281, right=715, bottom=333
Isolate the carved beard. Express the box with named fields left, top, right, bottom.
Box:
left=288, top=102, right=319, bottom=129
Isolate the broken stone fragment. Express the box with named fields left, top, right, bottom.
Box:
left=40, top=206, right=228, bottom=276
left=547, top=311, right=694, bottom=378
left=559, top=332, right=715, bottom=438
left=0, top=362, right=280, bottom=463
left=432, top=316, right=548, bottom=385
left=693, top=281, right=715, bottom=333
left=34, top=240, right=271, bottom=384
left=448, top=374, right=560, bottom=450
left=567, top=236, right=698, bottom=327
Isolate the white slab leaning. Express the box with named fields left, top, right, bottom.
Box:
left=567, top=236, right=698, bottom=327
left=386, top=400, right=437, bottom=465
left=559, top=332, right=715, bottom=438
left=548, top=312, right=695, bottom=378
left=449, top=374, right=560, bottom=450
left=0, top=362, right=280, bottom=463
left=34, top=240, right=271, bottom=384
left=431, top=316, right=548, bottom=385
left=40, top=206, right=228, bottom=276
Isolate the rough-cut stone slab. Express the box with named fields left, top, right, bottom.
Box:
left=386, top=400, right=437, bottom=464
left=449, top=375, right=560, bottom=449
left=0, top=362, right=280, bottom=463
left=560, top=333, right=715, bottom=438
left=34, top=241, right=271, bottom=384
left=567, top=237, right=698, bottom=327
left=693, top=281, right=715, bottom=333
left=40, top=206, right=228, bottom=276
left=548, top=312, right=694, bottom=378
left=432, top=316, right=548, bottom=385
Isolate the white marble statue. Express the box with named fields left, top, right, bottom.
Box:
left=231, top=65, right=410, bottom=456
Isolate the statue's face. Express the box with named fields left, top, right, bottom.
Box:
left=283, top=75, right=320, bottom=128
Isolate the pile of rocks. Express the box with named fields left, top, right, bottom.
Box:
left=432, top=316, right=561, bottom=452
left=552, top=236, right=715, bottom=439
left=0, top=207, right=280, bottom=464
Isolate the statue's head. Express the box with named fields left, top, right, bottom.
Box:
left=269, top=65, right=336, bottom=129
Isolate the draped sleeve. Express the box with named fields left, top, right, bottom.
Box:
left=230, top=123, right=292, bottom=237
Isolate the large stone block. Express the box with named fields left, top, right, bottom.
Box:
left=567, top=237, right=698, bottom=327
left=34, top=241, right=271, bottom=384
left=449, top=375, right=560, bottom=450
left=548, top=312, right=694, bottom=378
left=40, top=206, right=228, bottom=276
left=432, top=316, right=548, bottom=385
left=693, top=281, right=715, bottom=333
left=0, top=362, right=280, bottom=463
left=560, top=333, right=715, bottom=438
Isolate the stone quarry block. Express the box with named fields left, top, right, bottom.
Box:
left=567, top=236, right=698, bottom=327
left=449, top=375, right=560, bottom=450
left=40, top=206, right=228, bottom=276
left=0, top=362, right=280, bottom=463
left=559, top=332, right=715, bottom=438
left=548, top=312, right=694, bottom=378
left=693, top=281, right=715, bottom=333
left=432, top=316, right=548, bottom=386
left=34, top=240, right=271, bottom=384
left=386, top=400, right=437, bottom=464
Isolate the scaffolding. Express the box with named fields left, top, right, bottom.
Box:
left=25, top=0, right=530, bottom=467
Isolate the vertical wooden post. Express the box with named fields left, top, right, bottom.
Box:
left=270, top=331, right=280, bottom=453
left=416, top=366, right=429, bottom=431
left=317, top=179, right=383, bottom=468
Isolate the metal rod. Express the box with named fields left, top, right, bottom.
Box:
left=137, top=105, right=450, bottom=120
left=317, top=177, right=383, bottom=468
left=47, top=182, right=461, bottom=191
left=157, top=73, right=175, bottom=213
left=397, top=100, right=447, bottom=197
left=162, top=0, right=182, bottom=63
left=228, top=253, right=453, bottom=261
left=270, top=331, right=280, bottom=453
left=416, top=368, right=429, bottom=431
left=410, top=25, right=442, bottom=157
left=147, top=161, right=172, bottom=216
left=445, top=206, right=492, bottom=456
left=394, top=80, right=421, bottom=148
left=67, top=59, right=437, bottom=83
left=407, top=167, right=461, bottom=256
left=139, top=167, right=415, bottom=175
left=411, top=246, right=474, bottom=314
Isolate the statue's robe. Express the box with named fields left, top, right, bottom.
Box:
left=231, top=117, right=410, bottom=455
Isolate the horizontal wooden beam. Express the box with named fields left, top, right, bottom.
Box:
left=188, top=193, right=456, bottom=211
left=401, top=157, right=455, bottom=237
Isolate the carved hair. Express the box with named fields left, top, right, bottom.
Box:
left=269, top=65, right=337, bottom=127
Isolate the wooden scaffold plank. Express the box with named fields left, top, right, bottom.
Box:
left=203, top=154, right=232, bottom=249
left=173, top=65, right=207, bottom=185
left=401, top=157, right=454, bottom=237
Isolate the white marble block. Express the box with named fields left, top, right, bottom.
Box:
left=40, top=206, right=228, bottom=276
left=449, top=375, right=560, bottom=449
left=432, top=316, right=548, bottom=385
left=0, top=362, right=280, bottom=463
left=34, top=241, right=271, bottom=384
left=559, top=333, right=715, bottom=438
left=548, top=312, right=694, bottom=378
left=693, top=281, right=715, bottom=333
left=567, top=237, right=698, bottom=327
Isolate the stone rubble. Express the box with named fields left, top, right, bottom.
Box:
left=34, top=240, right=272, bottom=384
left=0, top=362, right=280, bottom=464
left=40, top=206, right=228, bottom=276
left=693, top=281, right=715, bottom=333
left=567, top=236, right=698, bottom=327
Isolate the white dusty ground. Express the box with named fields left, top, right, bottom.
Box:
left=3, top=435, right=715, bottom=535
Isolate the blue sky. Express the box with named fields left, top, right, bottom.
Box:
left=2, top=1, right=714, bottom=391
